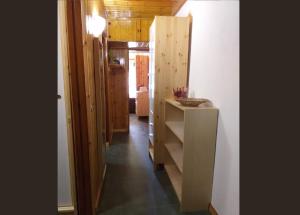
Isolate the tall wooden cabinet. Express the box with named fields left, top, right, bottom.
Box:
left=148, top=16, right=190, bottom=167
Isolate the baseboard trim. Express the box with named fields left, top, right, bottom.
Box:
left=102, top=164, right=107, bottom=180
left=113, top=129, right=128, bottom=133
left=208, top=203, right=218, bottom=215
left=58, top=206, right=74, bottom=215
left=95, top=164, right=107, bottom=209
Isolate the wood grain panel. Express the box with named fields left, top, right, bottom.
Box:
left=79, top=0, right=108, bottom=213
left=108, top=18, right=139, bottom=41
left=136, top=55, right=149, bottom=89
left=150, top=16, right=190, bottom=166
left=92, top=38, right=107, bottom=210
left=65, top=0, right=93, bottom=214
left=108, top=47, right=129, bottom=132
left=104, top=0, right=180, bottom=18
left=103, top=36, right=113, bottom=144
left=108, top=18, right=153, bottom=42
left=140, top=18, right=153, bottom=41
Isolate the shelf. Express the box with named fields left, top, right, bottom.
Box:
left=149, top=146, right=154, bottom=161
left=165, top=98, right=214, bottom=111
left=109, top=64, right=125, bottom=70
left=165, top=121, right=184, bottom=143
left=165, top=143, right=183, bottom=173
left=149, top=134, right=154, bottom=146
left=165, top=164, right=182, bottom=202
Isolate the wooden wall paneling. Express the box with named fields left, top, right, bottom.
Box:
left=66, top=0, right=93, bottom=214
left=83, top=22, right=100, bottom=214
left=92, top=38, right=106, bottom=208
left=108, top=19, right=139, bottom=41
left=78, top=2, right=98, bottom=209
left=80, top=0, right=108, bottom=213
left=109, top=48, right=129, bottom=132
left=111, top=66, right=127, bottom=130
left=108, top=18, right=153, bottom=42
left=104, top=0, right=188, bottom=19
left=86, top=0, right=106, bottom=17
left=103, top=36, right=113, bottom=144
left=140, top=18, right=154, bottom=41
left=58, top=0, right=77, bottom=213
left=103, top=0, right=174, bottom=19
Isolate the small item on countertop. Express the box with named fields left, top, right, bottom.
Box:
left=173, top=87, right=188, bottom=98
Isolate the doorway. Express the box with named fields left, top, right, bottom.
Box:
left=128, top=50, right=150, bottom=120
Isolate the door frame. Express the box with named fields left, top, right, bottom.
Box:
left=65, top=0, right=93, bottom=214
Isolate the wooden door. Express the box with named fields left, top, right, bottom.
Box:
left=136, top=55, right=149, bottom=90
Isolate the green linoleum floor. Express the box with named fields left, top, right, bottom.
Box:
left=97, top=114, right=210, bottom=215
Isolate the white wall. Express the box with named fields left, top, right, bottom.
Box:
left=58, top=7, right=72, bottom=206
left=177, top=1, right=239, bottom=215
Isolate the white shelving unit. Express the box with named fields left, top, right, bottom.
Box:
left=163, top=99, right=219, bottom=212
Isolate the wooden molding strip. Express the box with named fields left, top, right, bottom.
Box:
left=95, top=164, right=107, bottom=209
left=58, top=206, right=74, bottom=215
left=66, top=0, right=93, bottom=214
left=113, top=128, right=128, bottom=132
left=58, top=1, right=77, bottom=211
left=172, top=0, right=187, bottom=15
left=208, top=203, right=218, bottom=215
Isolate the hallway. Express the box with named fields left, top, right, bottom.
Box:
left=97, top=114, right=209, bottom=215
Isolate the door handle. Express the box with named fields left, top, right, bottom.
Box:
left=57, top=95, right=62, bottom=99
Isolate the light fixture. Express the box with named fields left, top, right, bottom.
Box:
left=86, top=12, right=106, bottom=37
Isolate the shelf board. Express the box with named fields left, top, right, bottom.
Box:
left=149, top=134, right=154, bottom=146
left=165, top=121, right=184, bottom=143
left=165, top=164, right=182, bottom=202
left=165, top=143, right=183, bottom=173
left=149, top=146, right=154, bottom=161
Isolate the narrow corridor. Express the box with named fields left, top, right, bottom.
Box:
left=97, top=114, right=209, bottom=215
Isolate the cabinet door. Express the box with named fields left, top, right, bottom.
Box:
left=108, top=19, right=139, bottom=41
left=139, top=18, right=154, bottom=42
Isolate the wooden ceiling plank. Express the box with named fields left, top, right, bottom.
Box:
left=104, top=0, right=178, bottom=19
